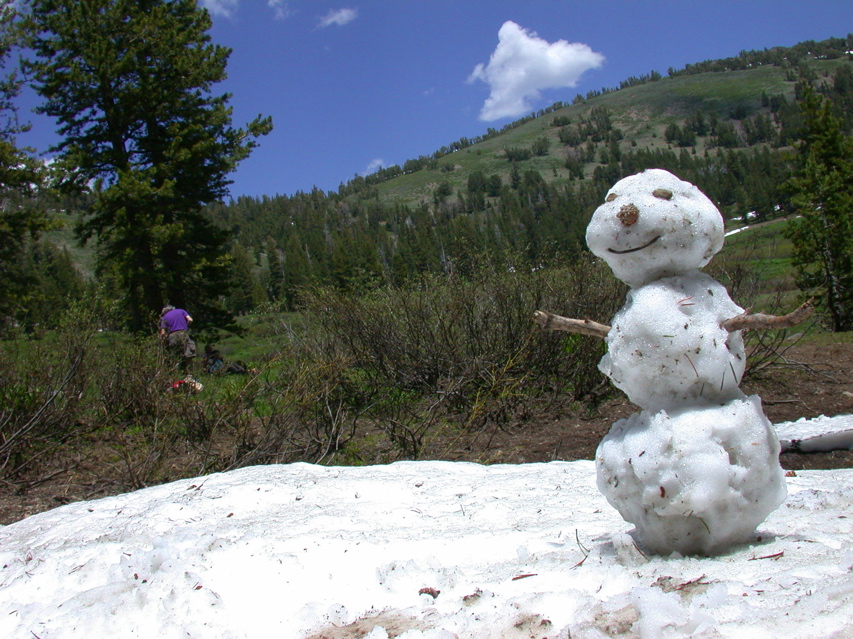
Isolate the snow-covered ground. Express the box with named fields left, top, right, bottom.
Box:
left=776, top=414, right=853, bottom=453
left=1, top=416, right=852, bottom=639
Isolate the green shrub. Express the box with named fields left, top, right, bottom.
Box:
left=301, top=256, right=625, bottom=457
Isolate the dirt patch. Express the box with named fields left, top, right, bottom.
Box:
left=744, top=341, right=853, bottom=471
left=303, top=610, right=431, bottom=639
left=303, top=608, right=556, bottom=639
left=1, top=341, right=851, bottom=526
left=436, top=340, right=853, bottom=468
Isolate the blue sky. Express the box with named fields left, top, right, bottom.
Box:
left=16, top=1, right=853, bottom=200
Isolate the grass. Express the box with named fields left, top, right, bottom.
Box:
left=372, top=61, right=830, bottom=208
left=204, top=310, right=307, bottom=361
left=42, top=211, right=96, bottom=278
left=720, top=218, right=796, bottom=287
left=801, top=328, right=853, bottom=346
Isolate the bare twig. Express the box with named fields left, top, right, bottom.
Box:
left=631, top=537, right=648, bottom=560
left=572, top=529, right=590, bottom=569
left=675, top=574, right=709, bottom=591
left=532, top=310, right=610, bottom=338
left=2, top=467, right=68, bottom=492
left=575, top=528, right=590, bottom=555
left=749, top=551, right=784, bottom=561
left=721, top=299, right=814, bottom=332
left=0, top=347, right=86, bottom=471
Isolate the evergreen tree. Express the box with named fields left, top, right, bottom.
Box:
left=0, top=1, right=47, bottom=324
left=664, top=122, right=682, bottom=145
left=784, top=86, right=853, bottom=331
left=21, top=240, right=88, bottom=327
left=466, top=170, right=487, bottom=212
left=227, top=243, right=267, bottom=314
left=281, top=233, right=312, bottom=308
left=486, top=174, right=502, bottom=197
left=329, top=228, right=383, bottom=293
left=24, top=0, right=272, bottom=331
left=265, top=239, right=285, bottom=302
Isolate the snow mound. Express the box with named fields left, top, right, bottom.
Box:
left=2, top=457, right=853, bottom=638
left=776, top=413, right=853, bottom=452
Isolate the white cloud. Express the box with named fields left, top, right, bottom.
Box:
left=468, top=21, right=605, bottom=121
left=317, top=7, right=358, bottom=28
left=363, top=158, right=384, bottom=175
left=268, top=0, right=293, bottom=20
left=200, top=0, right=240, bottom=18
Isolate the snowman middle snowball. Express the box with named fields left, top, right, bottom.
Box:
left=587, top=169, right=744, bottom=412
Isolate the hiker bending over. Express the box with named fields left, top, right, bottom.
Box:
left=160, top=305, right=196, bottom=372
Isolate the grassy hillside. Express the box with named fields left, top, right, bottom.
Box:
left=42, top=211, right=97, bottom=278
left=370, top=57, right=850, bottom=208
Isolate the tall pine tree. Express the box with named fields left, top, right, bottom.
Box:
left=784, top=85, right=853, bottom=332
left=24, top=0, right=272, bottom=331
left=0, top=1, right=47, bottom=324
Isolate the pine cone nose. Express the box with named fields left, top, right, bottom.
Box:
left=618, top=204, right=639, bottom=226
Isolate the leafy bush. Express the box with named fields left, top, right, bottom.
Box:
left=0, top=302, right=99, bottom=477
left=2, top=238, right=816, bottom=493
left=301, top=257, right=625, bottom=457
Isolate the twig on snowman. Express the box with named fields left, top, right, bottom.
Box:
left=532, top=298, right=814, bottom=339
left=720, top=298, right=814, bottom=332
left=531, top=310, right=611, bottom=338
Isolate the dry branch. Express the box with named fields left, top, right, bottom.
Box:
left=532, top=310, right=610, bottom=338
left=721, top=299, right=814, bottom=332
left=534, top=298, right=813, bottom=339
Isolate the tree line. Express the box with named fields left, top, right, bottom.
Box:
left=206, top=143, right=794, bottom=313
left=207, top=64, right=853, bottom=324
left=0, top=2, right=851, bottom=334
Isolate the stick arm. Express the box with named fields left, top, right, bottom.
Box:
left=534, top=298, right=813, bottom=338
left=532, top=310, right=611, bottom=338
left=720, top=299, right=814, bottom=332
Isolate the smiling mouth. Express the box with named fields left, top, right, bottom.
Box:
left=608, top=235, right=662, bottom=254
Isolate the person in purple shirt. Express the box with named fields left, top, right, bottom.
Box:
left=159, top=305, right=196, bottom=371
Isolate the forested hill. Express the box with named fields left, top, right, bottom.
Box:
left=206, top=37, right=853, bottom=313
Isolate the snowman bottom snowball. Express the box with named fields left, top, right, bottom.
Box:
left=596, top=395, right=787, bottom=556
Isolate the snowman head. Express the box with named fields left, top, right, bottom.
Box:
left=586, top=169, right=724, bottom=287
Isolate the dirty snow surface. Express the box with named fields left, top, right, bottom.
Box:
left=2, top=417, right=853, bottom=639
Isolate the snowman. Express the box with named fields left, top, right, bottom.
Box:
left=535, top=169, right=811, bottom=555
